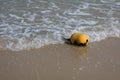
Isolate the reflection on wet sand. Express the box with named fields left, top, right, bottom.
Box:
left=70, top=46, right=88, bottom=59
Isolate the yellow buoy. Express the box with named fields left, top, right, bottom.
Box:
left=70, top=33, right=89, bottom=46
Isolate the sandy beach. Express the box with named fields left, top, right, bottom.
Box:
left=0, top=37, right=120, bottom=80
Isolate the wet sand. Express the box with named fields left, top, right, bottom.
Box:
left=0, top=38, right=120, bottom=80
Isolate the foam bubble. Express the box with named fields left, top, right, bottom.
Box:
left=115, top=2, right=120, bottom=5
left=9, top=14, right=22, bottom=19
left=64, top=9, right=91, bottom=16
left=26, top=13, right=37, bottom=22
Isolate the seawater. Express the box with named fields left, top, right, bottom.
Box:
left=0, top=0, right=120, bottom=51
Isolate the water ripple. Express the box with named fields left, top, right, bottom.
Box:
left=0, top=0, right=120, bottom=51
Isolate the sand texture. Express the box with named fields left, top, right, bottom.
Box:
left=0, top=38, right=120, bottom=80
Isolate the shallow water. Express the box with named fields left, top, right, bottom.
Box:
left=0, top=0, right=120, bottom=51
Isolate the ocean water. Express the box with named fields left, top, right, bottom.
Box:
left=0, top=0, right=120, bottom=51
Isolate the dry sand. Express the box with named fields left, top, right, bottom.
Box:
left=0, top=38, right=120, bottom=80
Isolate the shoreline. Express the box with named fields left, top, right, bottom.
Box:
left=0, top=37, right=120, bottom=80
